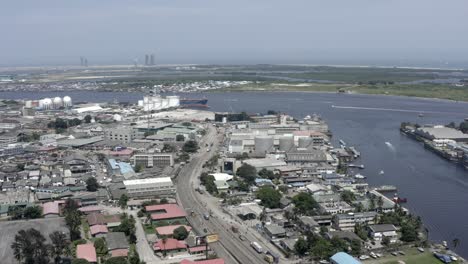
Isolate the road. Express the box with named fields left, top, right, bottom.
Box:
left=176, top=124, right=268, bottom=264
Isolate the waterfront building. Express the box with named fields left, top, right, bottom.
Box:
left=368, top=224, right=398, bottom=243
left=333, top=212, right=378, bottom=231
left=415, top=126, right=468, bottom=142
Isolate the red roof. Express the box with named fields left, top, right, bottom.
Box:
left=146, top=204, right=186, bottom=220
left=111, top=248, right=129, bottom=257
left=79, top=205, right=103, bottom=214
left=90, top=225, right=108, bottom=235
left=155, top=225, right=192, bottom=236
left=180, top=259, right=225, bottom=264
left=188, top=245, right=208, bottom=253
left=76, top=244, right=97, bottom=263
left=42, top=201, right=60, bottom=215
left=153, top=238, right=187, bottom=251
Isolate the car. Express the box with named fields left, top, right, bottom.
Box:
left=359, top=255, right=370, bottom=260
left=391, top=252, right=398, bottom=256
left=398, top=251, right=406, bottom=255
left=417, top=247, right=425, bottom=253
left=239, top=235, right=247, bottom=241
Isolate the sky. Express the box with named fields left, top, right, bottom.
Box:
left=1, top=0, right=467, bottom=67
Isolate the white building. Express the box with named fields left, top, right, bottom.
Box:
left=123, top=177, right=176, bottom=198
left=138, top=95, right=180, bottom=111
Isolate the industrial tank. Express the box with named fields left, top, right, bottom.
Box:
left=167, top=96, right=180, bottom=107
left=63, top=96, right=72, bottom=107
left=298, top=137, right=313, bottom=148
left=255, top=136, right=274, bottom=156
left=40, top=98, right=52, bottom=110
left=53, top=97, right=63, bottom=108
left=279, top=136, right=294, bottom=151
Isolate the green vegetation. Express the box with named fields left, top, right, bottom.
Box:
left=94, top=237, right=108, bottom=256
left=64, top=198, right=82, bottom=241
left=292, top=192, right=319, bottom=216
left=85, top=177, right=99, bottom=192
left=162, top=143, right=177, bottom=153
left=104, top=256, right=128, bottom=264
left=379, top=206, right=422, bottom=242
left=236, top=163, right=257, bottom=185
left=11, top=228, right=52, bottom=264
left=8, top=205, right=42, bottom=220
left=365, top=248, right=458, bottom=264
left=258, top=168, right=276, bottom=180
left=200, top=172, right=218, bottom=195
left=72, top=259, right=90, bottom=264
left=182, top=140, right=199, bottom=153
left=173, top=226, right=189, bottom=240
left=115, top=213, right=137, bottom=243
left=256, top=187, right=282, bottom=209
left=47, top=117, right=82, bottom=133
left=119, top=194, right=129, bottom=209
left=340, top=190, right=356, bottom=204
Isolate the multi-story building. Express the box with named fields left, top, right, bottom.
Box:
left=0, top=132, right=18, bottom=148
left=123, top=177, right=176, bottom=198
left=105, top=126, right=138, bottom=143
left=130, top=153, right=174, bottom=168
left=333, top=212, right=378, bottom=231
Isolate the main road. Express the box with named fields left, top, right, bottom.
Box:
left=176, top=124, right=268, bottom=264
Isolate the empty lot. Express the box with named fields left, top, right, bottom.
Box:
left=0, top=218, right=69, bottom=264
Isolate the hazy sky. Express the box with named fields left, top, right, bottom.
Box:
left=1, top=0, right=467, bottom=67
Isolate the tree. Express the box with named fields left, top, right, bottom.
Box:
left=177, top=152, right=190, bottom=163
left=182, top=140, right=199, bottom=153
left=63, top=199, right=81, bottom=241
left=176, top=134, right=185, bottom=141
left=340, top=190, right=356, bottom=204
left=23, top=205, right=42, bottom=219
left=134, top=164, right=144, bottom=173
left=173, top=226, right=189, bottom=240
left=377, top=196, right=384, bottom=211
left=11, top=228, right=50, bottom=264
left=460, top=121, right=468, bottom=133
left=116, top=214, right=137, bottom=244
left=119, top=194, right=129, bottom=209
left=104, top=256, right=128, bottom=264
left=49, top=231, right=70, bottom=264
left=85, top=177, right=99, bottom=192
left=354, top=223, right=368, bottom=241
left=350, top=239, right=362, bottom=255
left=162, top=143, right=176, bottom=153
left=309, top=238, right=332, bottom=260
left=94, top=237, right=108, bottom=256
left=160, top=235, right=168, bottom=257
left=256, top=187, right=282, bottom=209
left=258, top=168, right=275, bottom=180
left=236, top=164, right=257, bottom=185
left=84, top=115, right=92, bottom=123
left=294, top=237, right=308, bottom=256
left=400, top=223, right=419, bottom=242
left=292, top=192, right=319, bottom=215
left=200, top=173, right=218, bottom=195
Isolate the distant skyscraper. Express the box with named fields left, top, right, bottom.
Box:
left=150, top=54, right=155, bottom=65
left=145, top=54, right=149, bottom=66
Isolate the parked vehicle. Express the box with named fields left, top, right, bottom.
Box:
left=250, top=241, right=263, bottom=253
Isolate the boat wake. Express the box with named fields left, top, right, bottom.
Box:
left=385, top=141, right=396, bottom=152
left=330, top=105, right=458, bottom=115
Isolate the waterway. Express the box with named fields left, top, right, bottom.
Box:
left=1, top=90, right=468, bottom=257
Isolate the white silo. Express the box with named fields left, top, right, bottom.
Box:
left=41, top=98, right=52, bottom=110
left=255, top=136, right=274, bottom=156
left=279, top=136, right=294, bottom=151
left=298, top=137, right=313, bottom=148
left=53, top=97, right=63, bottom=109
left=161, top=98, right=169, bottom=109
left=63, top=96, right=72, bottom=107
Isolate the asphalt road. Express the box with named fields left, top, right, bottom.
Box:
left=176, top=124, right=268, bottom=264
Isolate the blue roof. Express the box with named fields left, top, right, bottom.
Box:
left=108, top=159, right=134, bottom=174
left=255, top=178, right=273, bottom=184
left=108, top=159, right=119, bottom=170
left=330, top=252, right=361, bottom=264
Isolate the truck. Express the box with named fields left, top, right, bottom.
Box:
left=250, top=241, right=263, bottom=254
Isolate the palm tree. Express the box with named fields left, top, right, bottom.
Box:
left=161, top=235, right=168, bottom=257
left=377, top=197, right=384, bottom=212
left=453, top=238, right=460, bottom=249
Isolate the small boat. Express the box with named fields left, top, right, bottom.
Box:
left=349, top=164, right=365, bottom=169
left=339, top=140, right=346, bottom=146
left=393, top=194, right=408, bottom=203
left=379, top=170, right=385, bottom=175
left=354, top=174, right=366, bottom=179
left=418, top=113, right=424, bottom=117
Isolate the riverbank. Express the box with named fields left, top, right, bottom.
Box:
left=218, top=82, right=468, bottom=102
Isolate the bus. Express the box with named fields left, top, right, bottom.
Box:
left=250, top=241, right=263, bottom=254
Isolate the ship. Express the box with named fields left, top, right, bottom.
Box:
left=179, top=98, right=209, bottom=108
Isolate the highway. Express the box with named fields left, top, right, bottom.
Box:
left=176, top=124, right=268, bottom=264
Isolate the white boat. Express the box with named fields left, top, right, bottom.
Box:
left=354, top=174, right=366, bottom=179
left=379, top=170, right=385, bottom=175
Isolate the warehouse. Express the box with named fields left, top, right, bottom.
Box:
left=123, top=177, right=176, bottom=198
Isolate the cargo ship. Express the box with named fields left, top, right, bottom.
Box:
left=180, top=98, right=209, bottom=108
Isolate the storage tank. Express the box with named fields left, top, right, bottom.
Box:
left=41, top=98, right=52, bottom=110
left=152, top=96, right=163, bottom=110
left=63, top=96, right=72, bottom=107
left=53, top=97, right=63, bottom=108
left=279, top=136, right=294, bottom=151
left=160, top=98, right=169, bottom=109
left=298, top=137, right=313, bottom=148
left=255, top=136, right=274, bottom=156
left=167, top=96, right=180, bottom=107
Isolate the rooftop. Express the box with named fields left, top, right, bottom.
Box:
left=153, top=238, right=187, bottom=251
left=123, top=177, right=173, bottom=186
left=146, top=203, right=187, bottom=220
left=155, top=225, right=192, bottom=236
left=76, top=244, right=97, bottom=263
left=330, top=252, right=361, bottom=264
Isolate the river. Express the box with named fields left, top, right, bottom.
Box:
left=1, top=90, right=468, bottom=257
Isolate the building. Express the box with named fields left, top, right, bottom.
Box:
left=90, top=225, right=108, bottom=238
left=107, top=232, right=130, bottom=257
left=146, top=203, right=187, bottom=224
left=76, top=244, right=97, bottom=263
left=107, top=159, right=135, bottom=178
left=123, top=177, right=176, bottom=198
left=264, top=224, right=286, bottom=239
left=153, top=238, right=187, bottom=254
left=415, top=126, right=468, bottom=142
left=0, top=132, right=17, bottom=148
left=155, top=225, right=192, bottom=237
left=368, top=224, right=398, bottom=243
left=286, top=150, right=327, bottom=165
left=333, top=212, right=378, bottom=231
left=105, top=126, right=138, bottom=143
left=330, top=252, right=361, bottom=264
left=180, top=259, right=225, bottom=264
left=130, top=153, right=174, bottom=168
